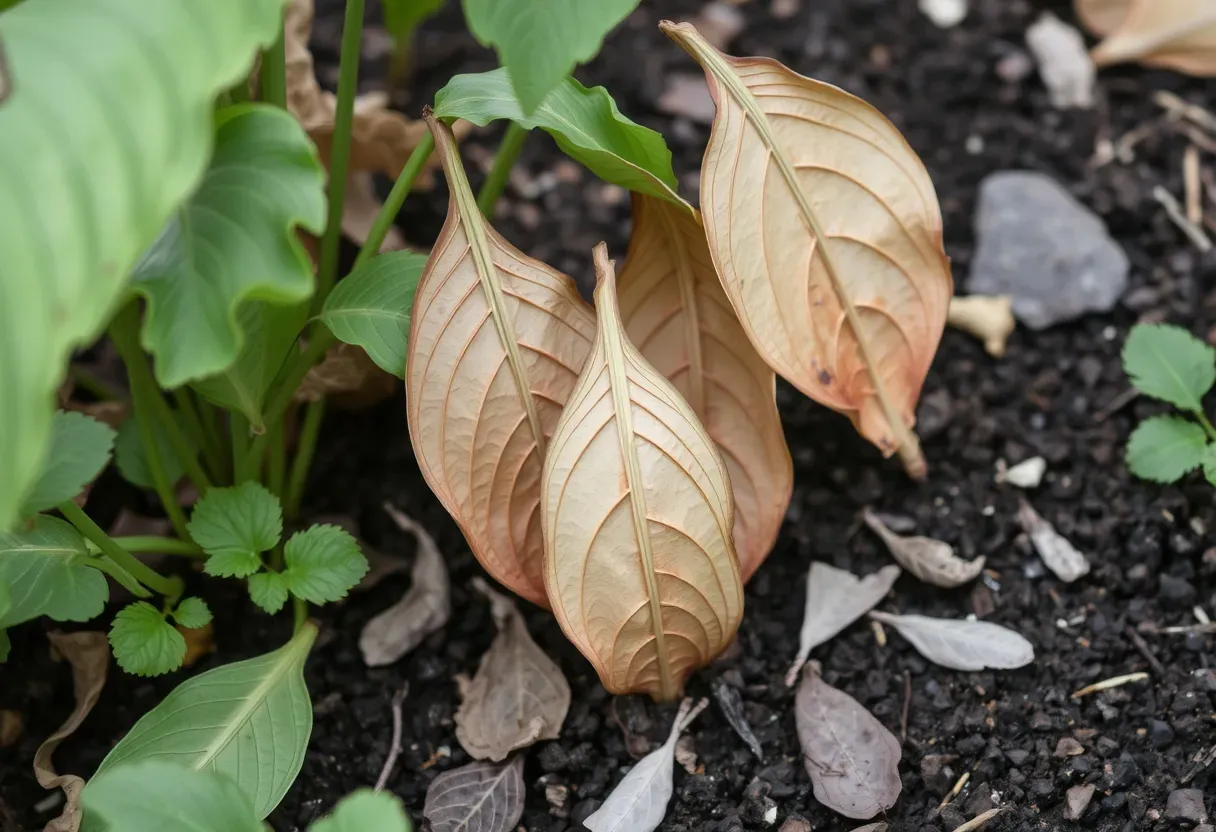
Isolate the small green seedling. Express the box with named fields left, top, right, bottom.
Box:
left=1122, top=323, right=1216, bottom=485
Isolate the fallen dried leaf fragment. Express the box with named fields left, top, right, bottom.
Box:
left=407, top=117, right=596, bottom=607
left=342, top=172, right=408, bottom=253
left=295, top=341, right=398, bottom=408
left=712, top=677, right=763, bottom=761
left=947, top=295, right=1015, bottom=358
left=1017, top=499, right=1090, bottom=582
left=661, top=22, right=953, bottom=478
left=423, top=756, right=525, bottom=832
left=0, top=709, right=22, bottom=748
left=785, top=562, right=901, bottom=686
left=36, top=631, right=110, bottom=832
left=178, top=620, right=215, bottom=668
left=542, top=244, right=744, bottom=701
left=359, top=504, right=451, bottom=667
left=1026, top=13, right=1096, bottom=109
left=863, top=508, right=985, bottom=588
left=618, top=194, right=792, bottom=583
left=585, top=698, right=708, bottom=832
left=795, top=665, right=901, bottom=819
left=869, top=611, right=1035, bottom=671
left=1081, top=0, right=1216, bottom=76
left=455, top=578, right=571, bottom=761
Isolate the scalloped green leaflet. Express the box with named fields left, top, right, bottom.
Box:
left=131, top=104, right=324, bottom=398
left=0, top=515, right=107, bottom=628
left=90, top=622, right=318, bottom=819
left=462, top=0, right=640, bottom=114
left=19, top=411, right=115, bottom=518
left=0, top=0, right=293, bottom=532
left=321, top=250, right=428, bottom=378
left=434, top=68, right=685, bottom=206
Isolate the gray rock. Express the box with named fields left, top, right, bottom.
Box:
left=1065, top=784, right=1095, bottom=821
left=1166, top=788, right=1208, bottom=823
left=969, top=171, right=1128, bottom=329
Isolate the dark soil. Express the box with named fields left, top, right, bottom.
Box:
left=5, top=0, right=1216, bottom=830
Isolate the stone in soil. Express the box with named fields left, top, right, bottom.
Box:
left=968, top=171, right=1128, bottom=330
left=1065, top=783, right=1095, bottom=821
left=1166, top=788, right=1209, bottom=823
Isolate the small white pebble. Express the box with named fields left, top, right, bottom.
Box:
left=1025, top=13, right=1095, bottom=109
left=982, top=504, right=996, bottom=516
left=764, top=804, right=778, bottom=825
left=1103, top=326, right=1117, bottom=340
left=966, top=135, right=984, bottom=155
left=919, top=0, right=967, bottom=27
left=1001, top=456, right=1047, bottom=489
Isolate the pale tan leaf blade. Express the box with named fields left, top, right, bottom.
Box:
left=868, top=611, right=1035, bottom=671
left=795, top=667, right=901, bottom=820
left=1087, top=0, right=1216, bottom=76
left=35, top=631, right=110, bottom=832
left=542, top=244, right=744, bottom=702
left=618, top=194, right=793, bottom=582
left=661, top=22, right=954, bottom=478
left=423, top=756, right=525, bottom=832
left=407, top=117, right=596, bottom=607
left=1074, top=0, right=1131, bottom=36
left=862, top=508, right=985, bottom=588
left=358, top=504, right=452, bottom=667
left=455, top=578, right=571, bottom=761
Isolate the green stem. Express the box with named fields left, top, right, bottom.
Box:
left=112, top=536, right=205, bottom=557
left=59, top=501, right=182, bottom=599
left=268, top=421, right=286, bottom=498
left=263, top=329, right=335, bottom=430
left=261, top=22, right=287, bottom=109
left=293, top=596, right=308, bottom=632
left=315, top=0, right=367, bottom=311
left=476, top=122, right=528, bottom=219
left=108, top=305, right=194, bottom=538
left=353, top=132, right=435, bottom=269
left=195, top=397, right=231, bottom=483
left=285, top=400, right=326, bottom=519
left=171, top=388, right=224, bottom=483
left=231, top=412, right=253, bottom=483
left=81, top=556, right=151, bottom=599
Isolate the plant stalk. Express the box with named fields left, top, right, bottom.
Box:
left=261, top=22, right=288, bottom=109
left=171, top=388, right=225, bottom=484
left=81, top=556, right=152, bottom=598
left=315, top=0, right=367, bottom=311
left=1195, top=410, right=1216, bottom=443
left=285, top=400, right=326, bottom=519
left=112, top=536, right=205, bottom=557
left=354, top=132, right=435, bottom=268
left=59, top=501, right=183, bottom=599
left=476, top=122, right=528, bottom=219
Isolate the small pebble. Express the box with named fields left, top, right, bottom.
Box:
left=1166, top=788, right=1208, bottom=823
left=1065, top=783, right=1095, bottom=820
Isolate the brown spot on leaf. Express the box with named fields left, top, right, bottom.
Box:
left=818, top=370, right=831, bottom=386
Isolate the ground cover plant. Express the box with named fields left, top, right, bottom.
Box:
left=3, top=0, right=1216, bottom=830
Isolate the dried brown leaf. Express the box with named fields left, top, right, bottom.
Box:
left=946, top=295, right=1015, bottom=358
left=286, top=0, right=442, bottom=179
left=342, top=172, right=408, bottom=252
left=863, top=508, right=985, bottom=588
left=795, top=666, right=901, bottom=819
left=36, top=631, right=109, bottom=832
left=785, top=563, right=901, bottom=686
left=542, top=245, right=744, bottom=701
left=0, top=710, right=23, bottom=748
left=1016, top=498, right=1090, bottom=582
left=178, top=620, right=215, bottom=669
left=661, top=23, right=953, bottom=478
left=359, top=504, right=452, bottom=666
left=295, top=341, right=397, bottom=408
left=1083, top=0, right=1216, bottom=75
left=455, top=578, right=571, bottom=761
left=423, top=756, right=525, bottom=832
left=618, top=194, right=792, bottom=582
left=406, top=117, right=596, bottom=607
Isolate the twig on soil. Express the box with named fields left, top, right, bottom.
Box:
left=1152, top=185, right=1212, bottom=252
left=951, top=807, right=1005, bottom=832
left=1070, top=672, right=1149, bottom=699
left=1174, top=123, right=1216, bottom=155
left=373, top=681, right=409, bottom=792
left=418, top=745, right=450, bottom=770
left=1094, top=387, right=1139, bottom=422
left=871, top=619, right=887, bottom=647
left=1124, top=626, right=1165, bottom=676
left=1181, top=745, right=1216, bottom=784
left=1154, top=90, right=1216, bottom=134
left=900, top=671, right=911, bottom=742
left=937, top=771, right=970, bottom=810
left=1185, top=145, right=1203, bottom=225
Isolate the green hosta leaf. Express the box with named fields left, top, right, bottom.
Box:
left=0, top=515, right=107, bottom=627
left=282, top=525, right=368, bottom=604
left=172, top=597, right=213, bottom=629
left=19, top=411, right=116, bottom=517
left=248, top=572, right=289, bottom=614
left=310, top=790, right=413, bottom=832
left=91, top=622, right=317, bottom=818
left=191, top=299, right=309, bottom=429
left=0, top=0, right=294, bottom=533
left=130, top=104, right=325, bottom=390
left=1123, top=323, right=1216, bottom=412
left=83, top=760, right=263, bottom=832
left=384, top=0, right=445, bottom=39
left=321, top=251, right=428, bottom=378
left=113, top=412, right=188, bottom=490
left=461, top=0, right=640, bottom=114
left=1126, top=415, right=1207, bottom=483
left=109, top=601, right=186, bottom=677
left=434, top=68, right=683, bottom=205
left=188, top=482, right=282, bottom=578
